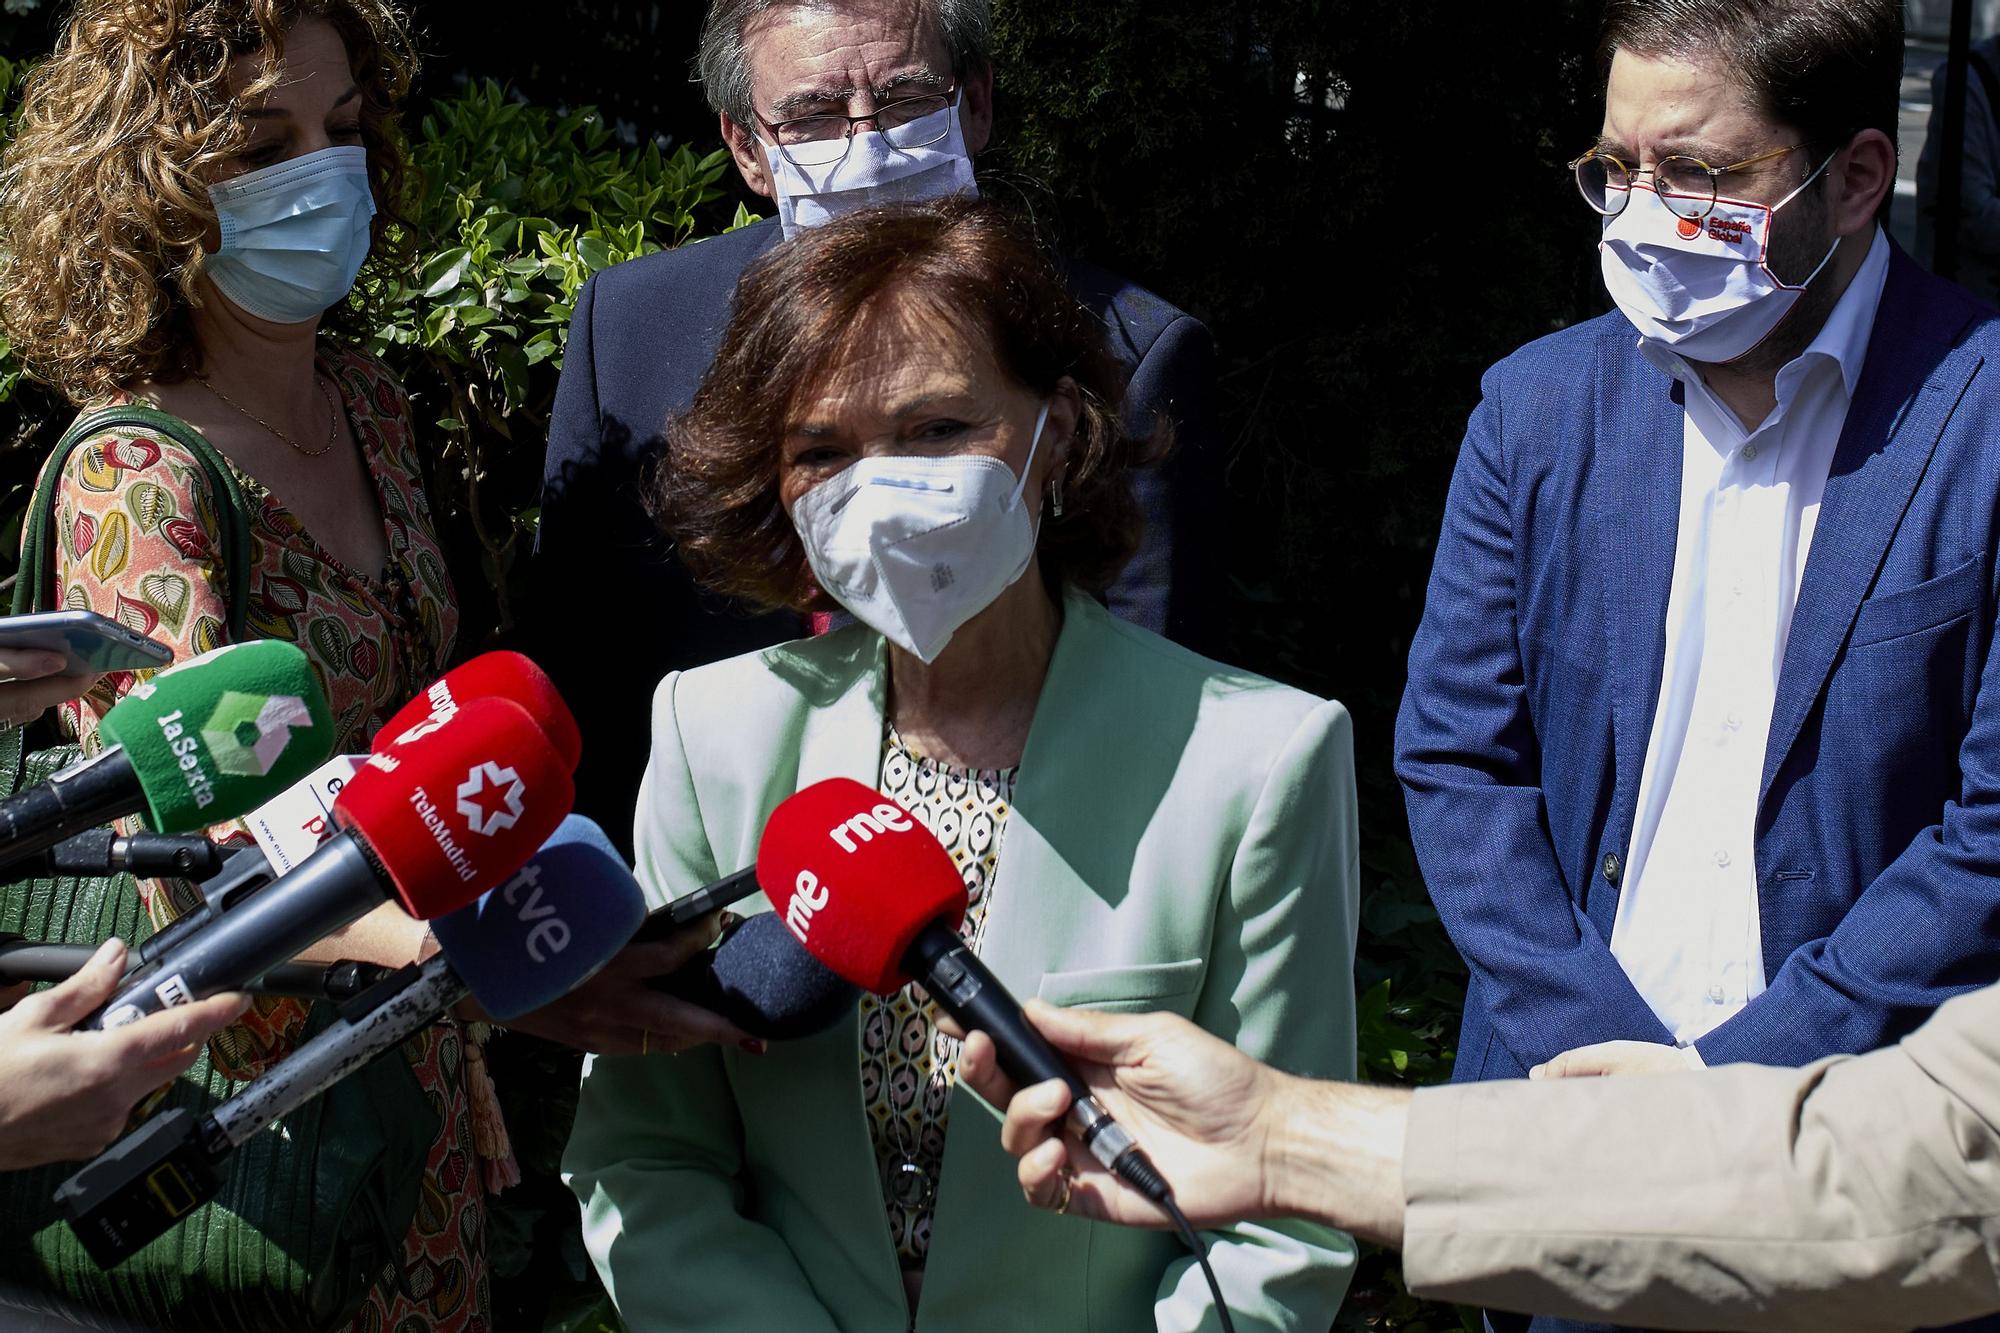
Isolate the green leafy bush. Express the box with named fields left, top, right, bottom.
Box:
left=368, top=79, right=756, bottom=642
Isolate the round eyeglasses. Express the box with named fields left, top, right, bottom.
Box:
left=760, top=86, right=958, bottom=168
left=1568, top=143, right=1807, bottom=222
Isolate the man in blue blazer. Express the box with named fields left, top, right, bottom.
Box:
left=1398, top=4, right=2000, bottom=1329
left=529, top=0, right=1218, bottom=851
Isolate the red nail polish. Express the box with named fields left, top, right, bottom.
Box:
left=740, top=1038, right=768, bottom=1056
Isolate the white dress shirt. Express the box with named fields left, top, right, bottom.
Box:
left=1609, top=229, right=1892, bottom=1054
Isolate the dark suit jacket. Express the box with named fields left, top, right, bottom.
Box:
left=527, top=218, right=1219, bottom=853
left=1395, top=249, right=2000, bottom=1333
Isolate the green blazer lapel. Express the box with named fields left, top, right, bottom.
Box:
left=980, top=589, right=1219, bottom=994
left=725, top=627, right=911, bottom=1323
left=788, top=627, right=889, bottom=791
left=975, top=590, right=1107, bottom=996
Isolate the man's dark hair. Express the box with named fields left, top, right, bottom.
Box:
left=1597, top=0, right=1903, bottom=154
left=698, top=0, right=992, bottom=127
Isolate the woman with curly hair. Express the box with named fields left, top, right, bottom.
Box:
left=0, top=2, right=496, bottom=1326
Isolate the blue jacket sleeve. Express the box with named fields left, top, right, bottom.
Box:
left=1395, top=376, right=1674, bottom=1068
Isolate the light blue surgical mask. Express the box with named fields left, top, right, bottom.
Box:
left=204, top=145, right=376, bottom=324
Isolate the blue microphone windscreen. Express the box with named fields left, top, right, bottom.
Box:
left=655, top=911, right=861, bottom=1041
left=428, top=814, right=645, bottom=1019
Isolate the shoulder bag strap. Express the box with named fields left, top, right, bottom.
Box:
left=14, top=404, right=254, bottom=636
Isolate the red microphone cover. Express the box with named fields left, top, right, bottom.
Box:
left=756, top=777, right=967, bottom=994
left=380, top=651, right=581, bottom=772
left=333, top=695, right=575, bottom=917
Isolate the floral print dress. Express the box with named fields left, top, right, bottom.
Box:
left=40, top=345, right=496, bottom=1333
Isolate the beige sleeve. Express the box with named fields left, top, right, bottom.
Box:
left=1399, top=984, right=2000, bottom=1331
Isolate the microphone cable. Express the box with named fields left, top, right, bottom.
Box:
left=1108, top=1145, right=1236, bottom=1333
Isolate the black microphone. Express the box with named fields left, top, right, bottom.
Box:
left=16, top=828, right=228, bottom=881
left=0, top=934, right=391, bottom=1001
left=57, top=816, right=643, bottom=1268
left=757, top=780, right=1174, bottom=1202
left=0, top=641, right=334, bottom=875
left=651, top=911, right=860, bottom=1040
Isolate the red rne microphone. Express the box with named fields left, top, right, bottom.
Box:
left=757, top=777, right=1179, bottom=1211
left=334, top=695, right=575, bottom=912
left=379, top=652, right=581, bottom=773
left=757, top=777, right=965, bottom=994
left=88, top=696, right=569, bottom=1031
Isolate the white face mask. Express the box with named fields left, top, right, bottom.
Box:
left=204, top=145, right=376, bottom=325
left=1599, top=154, right=1838, bottom=363
left=792, top=402, right=1052, bottom=663
left=763, top=100, right=978, bottom=239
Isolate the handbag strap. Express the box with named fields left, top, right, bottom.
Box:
left=0, top=405, right=257, bottom=797
left=13, top=404, right=254, bottom=630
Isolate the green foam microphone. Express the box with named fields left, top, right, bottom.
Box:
left=0, top=640, right=333, bottom=875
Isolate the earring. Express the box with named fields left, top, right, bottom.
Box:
left=1051, top=469, right=1066, bottom=518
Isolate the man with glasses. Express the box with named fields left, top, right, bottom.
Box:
left=1397, top=3, right=2000, bottom=1328
left=530, top=0, right=1219, bottom=855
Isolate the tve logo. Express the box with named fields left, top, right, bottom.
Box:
left=496, top=863, right=570, bottom=963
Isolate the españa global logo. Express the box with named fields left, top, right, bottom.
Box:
left=457, top=761, right=526, bottom=836
left=201, top=692, right=315, bottom=777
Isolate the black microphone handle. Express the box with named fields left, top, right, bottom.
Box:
left=84, top=831, right=390, bottom=1029
left=903, top=920, right=1089, bottom=1100
left=0, top=746, right=142, bottom=875
left=0, top=935, right=388, bottom=1000
left=27, top=828, right=228, bottom=880
left=902, top=921, right=1170, bottom=1202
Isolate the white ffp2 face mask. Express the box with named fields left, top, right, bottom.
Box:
left=763, top=101, right=978, bottom=239
left=792, top=403, right=1052, bottom=663
left=204, top=145, right=376, bottom=324
left=1599, top=155, right=1838, bottom=363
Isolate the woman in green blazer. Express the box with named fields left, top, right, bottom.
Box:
left=563, top=200, right=1358, bottom=1331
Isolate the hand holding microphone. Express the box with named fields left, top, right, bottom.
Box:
left=954, top=1003, right=1297, bottom=1229
left=57, top=817, right=643, bottom=1265
left=0, top=939, right=245, bottom=1171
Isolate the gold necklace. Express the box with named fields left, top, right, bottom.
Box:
left=195, top=371, right=339, bottom=458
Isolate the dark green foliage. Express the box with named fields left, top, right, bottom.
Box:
left=367, top=79, right=755, bottom=640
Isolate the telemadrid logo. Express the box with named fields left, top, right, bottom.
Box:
left=201, top=692, right=314, bottom=777
left=456, top=761, right=527, bottom=836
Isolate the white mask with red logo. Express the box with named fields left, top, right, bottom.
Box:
left=1599, top=155, right=1837, bottom=363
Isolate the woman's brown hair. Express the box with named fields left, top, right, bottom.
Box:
left=0, top=0, right=417, bottom=404
left=657, top=197, right=1161, bottom=613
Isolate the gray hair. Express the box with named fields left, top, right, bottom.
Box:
left=697, top=0, right=992, bottom=126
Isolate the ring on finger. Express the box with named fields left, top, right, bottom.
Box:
left=1052, top=1167, right=1073, bottom=1216
left=640, top=1029, right=650, bottom=1056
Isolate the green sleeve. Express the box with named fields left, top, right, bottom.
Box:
left=563, top=671, right=842, bottom=1332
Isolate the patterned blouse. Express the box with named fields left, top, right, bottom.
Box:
left=40, top=345, right=493, bottom=1332
left=861, top=725, right=1018, bottom=1271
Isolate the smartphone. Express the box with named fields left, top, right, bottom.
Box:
left=634, top=865, right=760, bottom=940
left=0, top=610, right=174, bottom=675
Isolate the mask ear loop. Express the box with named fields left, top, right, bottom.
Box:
left=1010, top=401, right=1053, bottom=509
left=1767, top=151, right=1843, bottom=291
